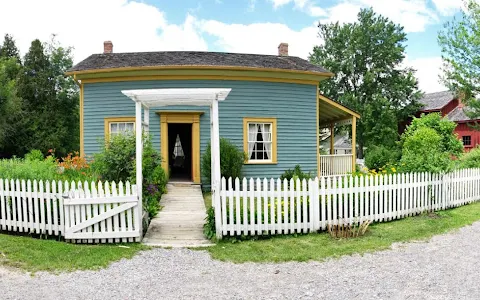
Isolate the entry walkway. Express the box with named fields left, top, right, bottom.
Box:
left=142, top=183, right=214, bottom=248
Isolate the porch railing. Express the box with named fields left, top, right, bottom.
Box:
left=319, top=154, right=353, bottom=176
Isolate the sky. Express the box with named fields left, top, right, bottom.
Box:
left=0, top=0, right=465, bottom=93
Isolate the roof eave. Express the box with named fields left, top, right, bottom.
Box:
left=65, top=65, right=334, bottom=78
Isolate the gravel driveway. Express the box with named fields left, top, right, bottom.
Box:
left=2, top=223, right=480, bottom=300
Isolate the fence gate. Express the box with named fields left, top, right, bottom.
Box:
left=63, top=181, right=141, bottom=243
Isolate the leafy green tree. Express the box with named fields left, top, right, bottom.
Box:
left=0, top=34, right=20, bottom=62
left=310, top=8, right=421, bottom=157
left=0, top=58, right=22, bottom=154
left=15, top=37, right=79, bottom=157
left=438, top=0, right=480, bottom=121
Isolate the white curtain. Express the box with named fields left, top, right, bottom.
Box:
left=248, top=124, right=256, bottom=158
left=173, top=134, right=185, bottom=158
left=260, top=124, right=271, bottom=159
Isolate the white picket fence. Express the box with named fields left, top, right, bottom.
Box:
left=217, top=168, right=480, bottom=237
left=0, top=179, right=141, bottom=243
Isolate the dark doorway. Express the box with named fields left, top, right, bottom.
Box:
left=168, top=123, right=192, bottom=181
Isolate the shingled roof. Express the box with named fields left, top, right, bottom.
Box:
left=446, top=106, right=478, bottom=122
left=419, top=91, right=456, bottom=111
left=67, top=51, right=331, bottom=74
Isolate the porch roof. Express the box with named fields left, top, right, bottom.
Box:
left=319, top=94, right=360, bottom=127
left=121, top=88, right=231, bottom=107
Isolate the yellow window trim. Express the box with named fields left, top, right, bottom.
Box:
left=104, top=117, right=136, bottom=141
left=243, top=117, right=278, bottom=164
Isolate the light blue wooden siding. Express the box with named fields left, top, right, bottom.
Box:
left=84, top=80, right=318, bottom=180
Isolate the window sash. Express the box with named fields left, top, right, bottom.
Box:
left=247, top=122, right=273, bottom=162
left=109, top=122, right=135, bottom=136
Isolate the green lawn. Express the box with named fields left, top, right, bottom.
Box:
left=0, top=234, right=147, bottom=273
left=205, top=201, right=480, bottom=263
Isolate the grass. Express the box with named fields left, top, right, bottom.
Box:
left=0, top=234, right=147, bottom=273
left=203, top=192, right=212, bottom=209
left=205, top=201, right=480, bottom=263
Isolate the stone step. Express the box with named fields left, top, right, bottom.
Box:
left=143, top=239, right=215, bottom=248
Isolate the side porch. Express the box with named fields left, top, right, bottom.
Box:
left=318, top=94, right=360, bottom=176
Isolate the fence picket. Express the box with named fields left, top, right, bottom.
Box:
left=98, top=181, right=106, bottom=243
left=249, top=178, right=255, bottom=235
left=283, top=179, right=289, bottom=234
left=276, top=179, right=282, bottom=234
left=242, top=178, right=248, bottom=236
left=320, top=177, right=326, bottom=230
left=235, top=178, right=241, bottom=235
left=228, top=178, right=234, bottom=236
left=118, top=181, right=127, bottom=243
left=110, top=181, right=118, bottom=243
left=125, top=182, right=132, bottom=242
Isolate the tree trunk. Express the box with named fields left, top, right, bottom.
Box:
left=357, top=141, right=364, bottom=159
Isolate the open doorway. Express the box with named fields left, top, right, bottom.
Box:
left=168, top=123, right=192, bottom=181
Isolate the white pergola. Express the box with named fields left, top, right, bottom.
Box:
left=122, top=88, right=231, bottom=238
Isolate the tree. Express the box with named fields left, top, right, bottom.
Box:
left=0, top=58, right=22, bottom=154
left=438, top=0, right=480, bottom=121
left=15, top=37, right=79, bottom=157
left=309, top=8, right=421, bottom=157
left=400, top=113, right=463, bottom=173
left=0, top=34, right=20, bottom=62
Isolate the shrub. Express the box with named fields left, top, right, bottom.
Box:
left=364, top=145, right=401, bottom=171
left=0, top=155, right=98, bottom=182
left=24, top=149, right=44, bottom=161
left=92, top=134, right=136, bottom=182
left=401, top=113, right=463, bottom=157
left=202, top=138, right=247, bottom=184
left=458, top=147, right=480, bottom=169
left=92, top=133, right=167, bottom=219
left=400, top=127, right=452, bottom=173
left=280, top=164, right=311, bottom=181
left=203, top=206, right=216, bottom=240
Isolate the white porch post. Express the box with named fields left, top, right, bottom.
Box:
left=210, top=104, right=215, bottom=198
left=212, top=96, right=222, bottom=239
left=135, top=101, right=143, bottom=236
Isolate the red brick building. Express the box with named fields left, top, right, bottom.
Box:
left=417, top=91, right=480, bottom=151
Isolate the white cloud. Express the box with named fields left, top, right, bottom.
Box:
left=200, top=20, right=318, bottom=58
left=406, top=56, right=446, bottom=93
left=0, top=0, right=208, bottom=63
left=318, top=0, right=438, bottom=33
left=269, top=0, right=327, bottom=16
left=431, top=0, right=463, bottom=15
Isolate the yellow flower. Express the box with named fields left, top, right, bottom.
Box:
left=391, top=167, right=396, bottom=172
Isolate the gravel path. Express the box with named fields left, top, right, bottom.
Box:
left=2, top=223, right=480, bottom=300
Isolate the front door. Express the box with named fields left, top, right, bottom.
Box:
left=168, top=123, right=192, bottom=181
left=159, top=112, right=202, bottom=184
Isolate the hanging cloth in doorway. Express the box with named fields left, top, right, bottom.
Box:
left=173, top=134, right=185, bottom=158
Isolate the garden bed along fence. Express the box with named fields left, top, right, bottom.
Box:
left=0, top=179, right=141, bottom=243
left=217, top=168, right=480, bottom=237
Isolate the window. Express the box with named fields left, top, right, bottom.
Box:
left=104, top=117, right=135, bottom=140
left=463, top=135, right=472, bottom=146
left=243, top=118, right=277, bottom=164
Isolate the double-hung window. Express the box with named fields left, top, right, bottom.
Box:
left=104, top=117, right=135, bottom=140
left=463, top=135, right=472, bottom=147
left=243, top=118, right=277, bottom=164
